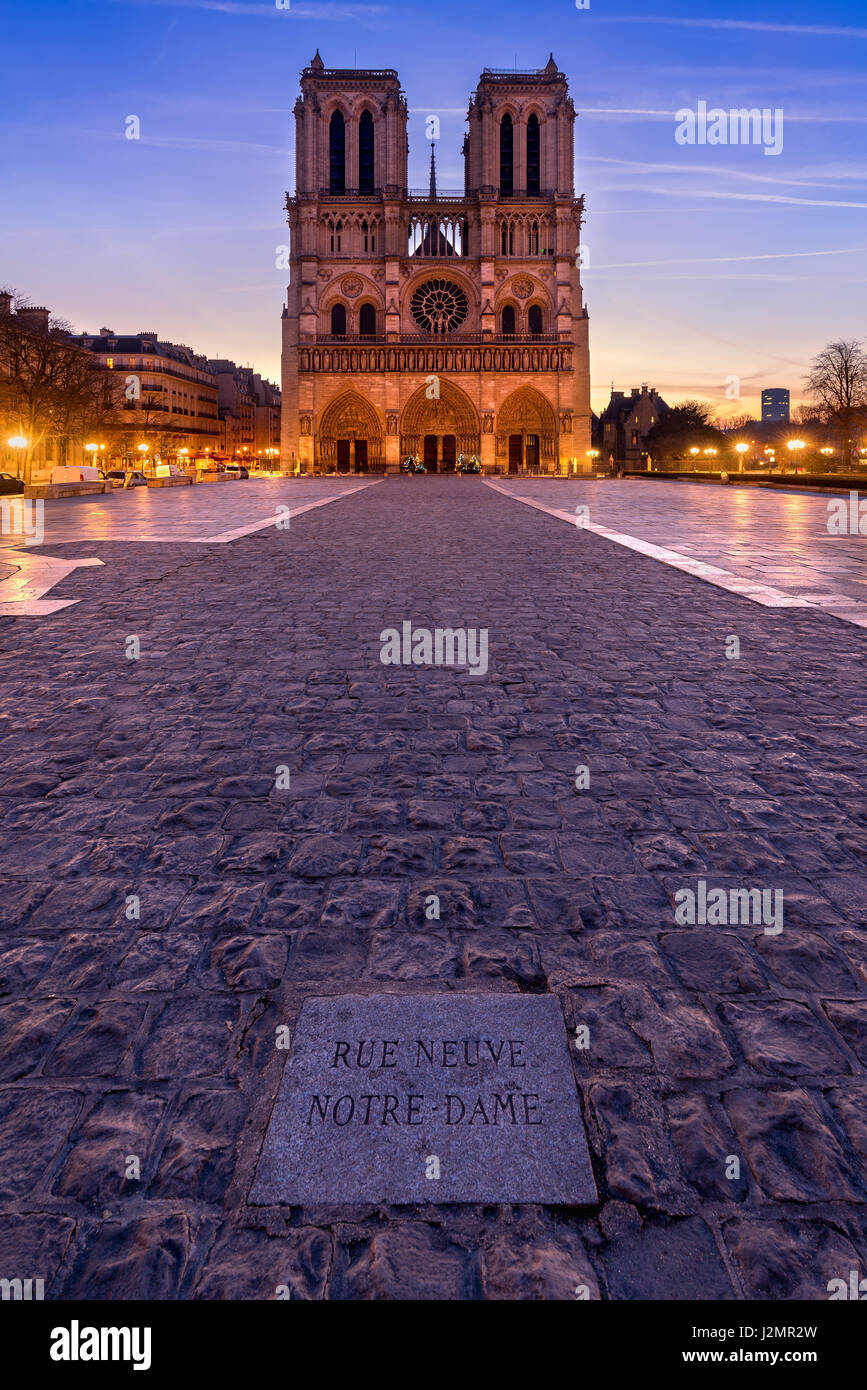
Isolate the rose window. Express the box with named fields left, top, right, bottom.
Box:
left=410, top=278, right=468, bottom=334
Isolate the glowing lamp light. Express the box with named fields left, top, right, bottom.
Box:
left=735, top=443, right=749, bottom=455
left=137, top=443, right=149, bottom=454
left=7, top=435, right=28, bottom=448
left=689, top=447, right=700, bottom=456
left=787, top=439, right=805, bottom=453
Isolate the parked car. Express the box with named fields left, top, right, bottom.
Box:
left=223, top=463, right=249, bottom=479
left=0, top=472, right=25, bottom=495
left=105, top=469, right=147, bottom=488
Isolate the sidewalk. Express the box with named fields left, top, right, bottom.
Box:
left=0, top=475, right=865, bottom=1300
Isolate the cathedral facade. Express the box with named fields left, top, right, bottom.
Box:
left=280, top=52, right=591, bottom=474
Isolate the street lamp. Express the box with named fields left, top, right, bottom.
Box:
left=7, top=435, right=28, bottom=480
left=735, top=442, right=749, bottom=472
left=787, top=439, right=805, bottom=472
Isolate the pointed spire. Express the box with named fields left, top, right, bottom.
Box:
left=310, top=49, right=324, bottom=71
left=544, top=53, right=558, bottom=75
left=429, top=141, right=437, bottom=198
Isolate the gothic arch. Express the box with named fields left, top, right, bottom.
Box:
left=496, top=386, right=558, bottom=464
left=400, top=377, right=480, bottom=457
left=317, top=389, right=383, bottom=469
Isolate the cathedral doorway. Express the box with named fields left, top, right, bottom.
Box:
left=400, top=379, right=481, bottom=475
left=317, top=390, right=383, bottom=474
left=497, top=388, right=558, bottom=474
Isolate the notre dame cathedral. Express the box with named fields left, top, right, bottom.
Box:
left=280, top=52, right=591, bottom=474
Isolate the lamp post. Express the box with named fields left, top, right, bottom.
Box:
left=85, top=443, right=98, bottom=470
left=735, top=441, right=749, bottom=472
left=7, top=435, right=28, bottom=480
left=787, top=439, right=805, bottom=473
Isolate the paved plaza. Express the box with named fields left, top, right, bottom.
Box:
left=1, top=475, right=866, bottom=1300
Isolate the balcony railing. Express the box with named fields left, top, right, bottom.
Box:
left=299, top=187, right=560, bottom=202
left=312, top=332, right=565, bottom=345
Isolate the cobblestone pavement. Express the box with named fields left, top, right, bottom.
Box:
left=495, top=477, right=867, bottom=626
left=1, top=475, right=866, bottom=1301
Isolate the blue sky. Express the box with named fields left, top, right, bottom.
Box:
left=1, top=0, right=866, bottom=415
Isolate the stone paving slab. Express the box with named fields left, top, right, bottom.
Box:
left=0, top=475, right=866, bottom=1301
left=0, top=476, right=377, bottom=549
left=493, top=477, right=867, bottom=626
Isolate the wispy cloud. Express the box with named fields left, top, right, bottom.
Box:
left=108, top=0, right=388, bottom=17
left=593, top=15, right=867, bottom=40
left=582, top=154, right=867, bottom=194
left=6, top=122, right=286, bottom=158
left=578, top=106, right=867, bottom=126
left=587, top=247, right=867, bottom=271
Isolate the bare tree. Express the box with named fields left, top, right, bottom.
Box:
left=804, top=340, right=867, bottom=470
left=0, top=299, right=111, bottom=483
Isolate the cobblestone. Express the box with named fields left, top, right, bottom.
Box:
left=1, top=475, right=866, bottom=1299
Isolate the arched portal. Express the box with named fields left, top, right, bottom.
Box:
left=400, top=378, right=480, bottom=467
left=317, top=389, right=383, bottom=473
left=496, top=386, right=557, bottom=472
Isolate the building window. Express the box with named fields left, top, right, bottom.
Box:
left=106, top=357, right=114, bottom=369
left=500, top=114, right=513, bottom=196
left=329, top=110, right=345, bottom=194
left=358, top=110, right=375, bottom=193
left=335, top=219, right=342, bottom=252
left=501, top=305, right=516, bottom=336
left=529, top=220, right=540, bottom=255
left=527, top=114, right=541, bottom=195
left=359, top=302, right=376, bottom=337
left=362, top=219, right=369, bottom=252
left=528, top=304, right=543, bottom=337
left=330, top=303, right=347, bottom=337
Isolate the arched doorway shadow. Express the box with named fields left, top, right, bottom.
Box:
left=400, top=379, right=480, bottom=471
left=496, top=387, right=557, bottom=473
left=317, top=389, right=383, bottom=473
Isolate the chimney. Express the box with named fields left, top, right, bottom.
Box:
left=16, top=306, right=50, bottom=333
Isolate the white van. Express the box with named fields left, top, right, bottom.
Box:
left=51, top=465, right=100, bottom=483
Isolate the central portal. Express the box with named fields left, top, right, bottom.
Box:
left=399, top=379, right=481, bottom=475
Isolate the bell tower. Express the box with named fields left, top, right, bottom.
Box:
left=282, top=53, right=408, bottom=470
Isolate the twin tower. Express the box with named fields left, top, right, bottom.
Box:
left=280, top=52, right=591, bottom=474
